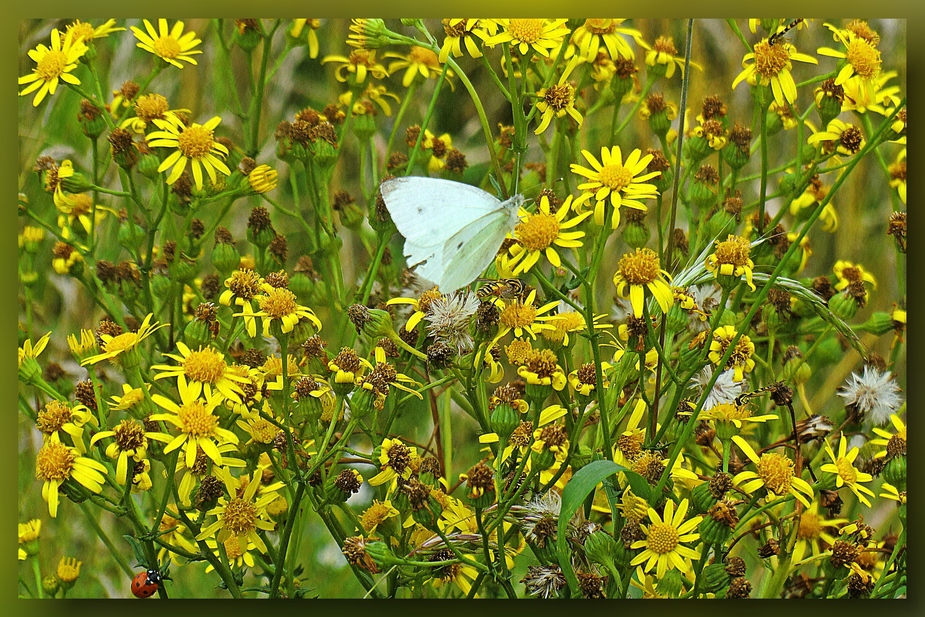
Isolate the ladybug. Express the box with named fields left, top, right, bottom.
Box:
left=131, top=569, right=162, bottom=598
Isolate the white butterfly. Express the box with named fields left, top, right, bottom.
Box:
left=380, top=177, right=523, bottom=293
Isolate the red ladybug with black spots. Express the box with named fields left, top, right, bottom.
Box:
left=131, top=569, right=162, bottom=598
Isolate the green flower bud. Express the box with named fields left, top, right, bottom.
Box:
left=530, top=446, right=555, bottom=471
left=364, top=540, right=403, bottom=568
left=212, top=242, right=241, bottom=277
left=706, top=210, right=736, bottom=239
left=78, top=103, right=108, bottom=139
left=817, top=91, right=843, bottom=128
left=647, top=107, right=672, bottom=138
left=780, top=355, right=812, bottom=385
left=656, top=568, right=685, bottom=597
left=814, top=335, right=844, bottom=368
left=691, top=481, right=717, bottom=513
left=60, top=171, right=92, bottom=194
left=42, top=576, right=60, bottom=596
left=348, top=384, right=377, bottom=421
left=137, top=150, right=162, bottom=179
left=883, top=455, right=906, bottom=488
left=169, top=256, right=198, bottom=283
left=701, top=562, right=731, bottom=593
left=721, top=141, right=750, bottom=170
left=699, top=514, right=733, bottom=546
left=684, top=135, right=711, bottom=162
left=183, top=318, right=214, bottom=349
left=623, top=221, right=650, bottom=249
left=338, top=201, right=366, bottom=230
left=489, top=403, right=519, bottom=440
left=289, top=271, right=315, bottom=301
left=584, top=531, right=618, bottom=572
left=858, top=312, right=895, bottom=336
left=233, top=22, right=263, bottom=52
left=151, top=273, right=173, bottom=299
left=665, top=302, right=688, bottom=333
left=352, top=112, right=377, bottom=142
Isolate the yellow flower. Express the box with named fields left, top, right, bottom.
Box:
left=630, top=498, right=703, bottom=578
left=205, top=536, right=257, bottom=572
left=147, top=114, right=231, bottom=191
left=807, top=118, right=865, bottom=156
left=131, top=19, right=202, bottom=69
left=19, top=28, right=88, bottom=107
left=484, top=19, right=571, bottom=58
left=870, top=413, right=905, bottom=460
left=321, top=48, right=388, bottom=85
left=195, top=468, right=285, bottom=554
left=820, top=434, right=876, bottom=507
left=817, top=25, right=881, bottom=89
left=149, top=389, right=240, bottom=469
left=731, top=38, right=818, bottom=107
left=789, top=176, right=838, bottom=232
left=504, top=195, right=590, bottom=275
left=568, top=19, right=643, bottom=61
left=533, top=59, right=583, bottom=135
left=645, top=35, right=703, bottom=78
left=708, top=325, right=755, bottom=382
left=705, top=234, right=756, bottom=291
left=81, top=314, right=166, bottom=366
left=174, top=443, right=246, bottom=507
left=517, top=349, right=567, bottom=392
left=832, top=260, right=876, bottom=305
left=612, top=248, right=674, bottom=318
left=57, top=557, right=82, bottom=583
left=384, top=46, right=452, bottom=89
left=792, top=502, right=848, bottom=565
left=538, top=303, right=610, bottom=348
left=732, top=435, right=814, bottom=507
left=90, top=420, right=171, bottom=485
left=570, top=146, right=660, bottom=229
left=438, top=19, right=496, bottom=62
left=494, top=288, right=559, bottom=340
left=120, top=93, right=190, bottom=134
left=360, top=499, right=400, bottom=534
left=701, top=401, right=778, bottom=430
left=35, top=441, right=107, bottom=517
left=879, top=482, right=906, bottom=504
left=251, top=283, right=323, bottom=338
left=290, top=19, right=321, bottom=58
left=151, top=341, right=249, bottom=404
left=368, top=437, right=419, bottom=488
left=386, top=286, right=444, bottom=332
left=66, top=19, right=125, bottom=44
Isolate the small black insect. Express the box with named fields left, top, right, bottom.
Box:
left=769, top=19, right=805, bottom=46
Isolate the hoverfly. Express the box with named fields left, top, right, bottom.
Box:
left=768, top=19, right=805, bottom=46
left=476, top=278, right=527, bottom=301
left=735, top=380, right=786, bottom=406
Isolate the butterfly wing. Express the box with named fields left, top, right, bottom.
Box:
left=381, top=177, right=504, bottom=248
left=429, top=207, right=517, bottom=292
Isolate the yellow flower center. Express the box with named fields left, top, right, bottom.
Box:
left=753, top=39, right=791, bottom=78
left=36, top=441, right=76, bottom=482
left=835, top=457, right=858, bottom=484
left=153, top=35, right=182, bottom=59
left=258, top=287, right=300, bottom=319
left=116, top=387, right=145, bottom=410
left=757, top=452, right=794, bottom=496
left=361, top=500, right=394, bottom=531
left=223, top=536, right=245, bottom=560
left=646, top=521, right=680, bottom=554
left=713, top=235, right=751, bottom=266
left=515, top=212, right=560, bottom=250
left=36, top=401, right=73, bottom=435
left=113, top=420, right=147, bottom=452
left=523, top=348, right=558, bottom=379
left=37, top=50, right=68, bottom=81
left=409, top=46, right=440, bottom=68
left=67, top=193, right=93, bottom=216
left=584, top=19, right=617, bottom=35
left=177, top=124, right=215, bottom=159
left=247, top=418, right=277, bottom=444
left=348, top=49, right=375, bottom=67
left=68, top=22, right=96, bottom=43
left=618, top=431, right=644, bottom=460
left=104, top=331, right=140, bottom=355
left=505, top=339, right=533, bottom=365
left=500, top=300, right=537, bottom=329
left=599, top=163, right=633, bottom=192
left=57, top=558, right=82, bottom=582
left=134, top=93, right=169, bottom=121
left=183, top=347, right=228, bottom=384
left=653, top=36, right=678, bottom=55
left=508, top=19, right=545, bottom=44
left=177, top=400, right=219, bottom=437
left=227, top=269, right=263, bottom=300
left=443, top=19, right=467, bottom=38
left=798, top=512, right=824, bottom=540
left=706, top=402, right=750, bottom=423
left=222, top=497, right=258, bottom=534
left=618, top=248, right=661, bottom=285
left=845, top=38, right=881, bottom=79
left=542, top=83, right=574, bottom=111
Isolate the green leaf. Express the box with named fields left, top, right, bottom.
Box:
left=556, top=459, right=648, bottom=595
left=123, top=534, right=148, bottom=570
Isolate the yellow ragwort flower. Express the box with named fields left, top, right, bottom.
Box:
left=571, top=146, right=660, bottom=229
left=732, top=37, right=818, bottom=107
left=505, top=195, right=590, bottom=275
left=612, top=248, right=674, bottom=318
left=147, top=114, right=231, bottom=191
left=19, top=28, right=88, bottom=107
left=131, top=19, right=202, bottom=69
